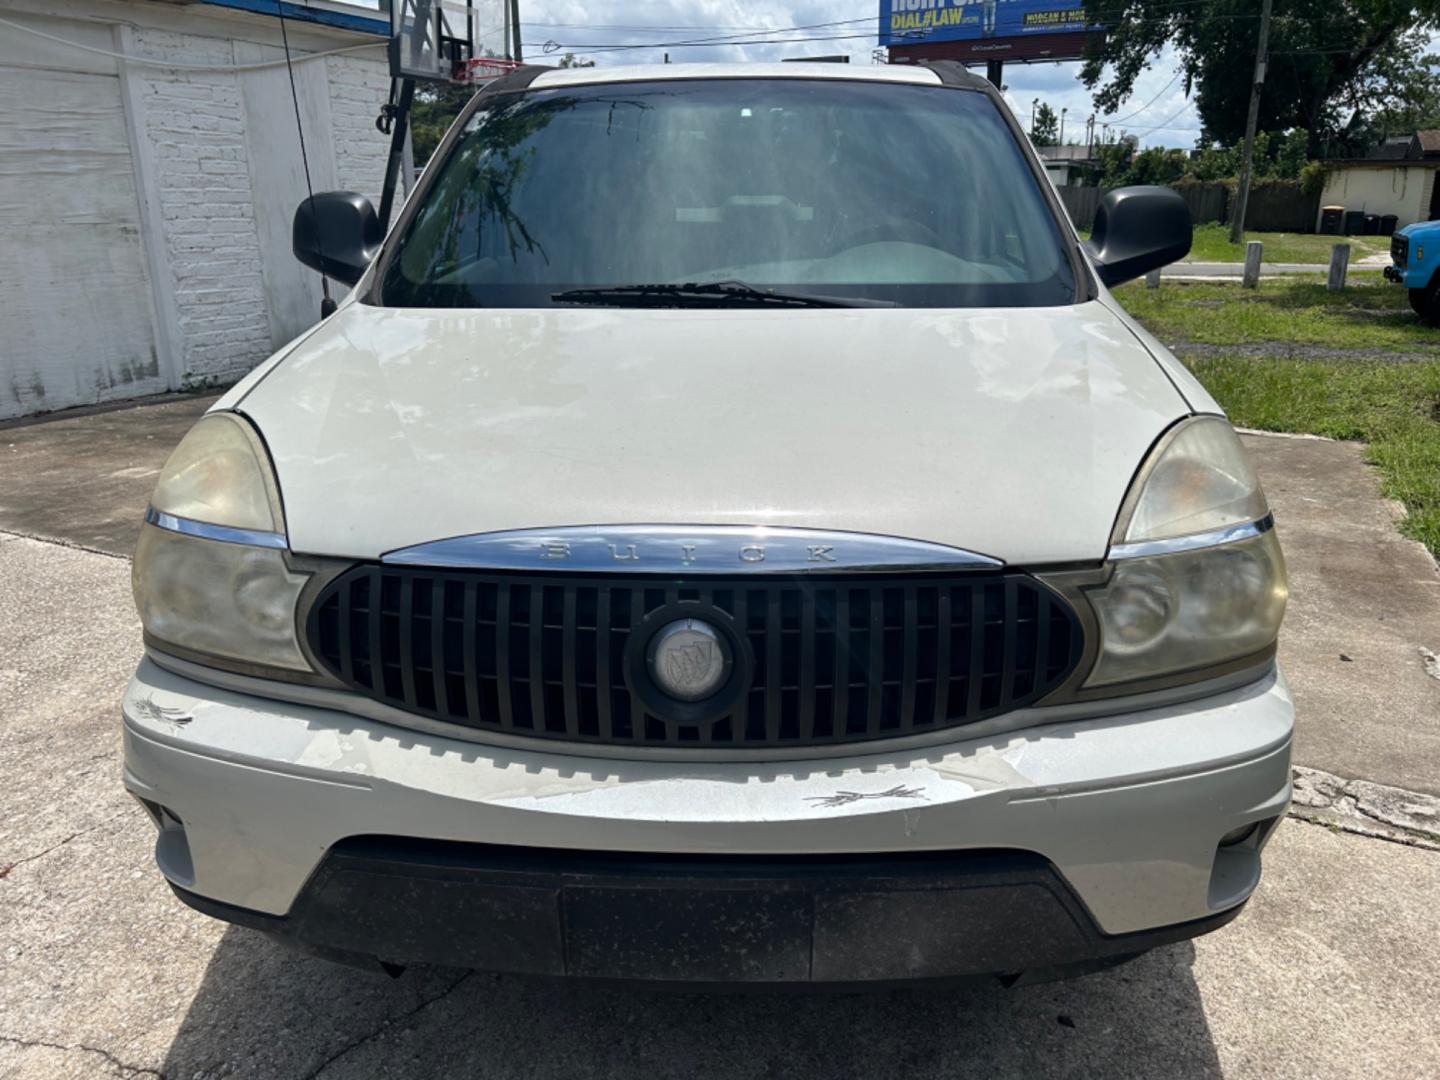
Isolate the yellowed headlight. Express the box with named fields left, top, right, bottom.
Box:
left=136, top=412, right=312, bottom=676
left=1085, top=529, right=1288, bottom=688
left=1121, top=416, right=1269, bottom=543
left=133, top=524, right=310, bottom=671
left=150, top=412, right=284, bottom=532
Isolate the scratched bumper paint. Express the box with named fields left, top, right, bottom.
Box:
left=122, top=656, right=1293, bottom=934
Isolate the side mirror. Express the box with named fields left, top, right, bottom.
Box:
left=292, top=192, right=382, bottom=286
left=1084, top=186, right=1192, bottom=288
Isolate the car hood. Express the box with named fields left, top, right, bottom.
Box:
left=234, top=301, right=1190, bottom=565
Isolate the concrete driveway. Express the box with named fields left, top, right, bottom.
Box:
left=2, top=397, right=1439, bottom=1078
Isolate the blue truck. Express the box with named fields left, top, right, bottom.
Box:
left=1384, top=221, right=1440, bottom=323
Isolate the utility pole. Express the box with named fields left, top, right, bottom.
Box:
left=1229, top=0, right=1273, bottom=244
left=509, top=0, right=522, bottom=62
left=1060, top=107, right=1068, bottom=145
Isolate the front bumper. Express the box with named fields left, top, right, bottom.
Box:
left=123, top=656, right=1293, bottom=982
left=1384, top=262, right=1428, bottom=287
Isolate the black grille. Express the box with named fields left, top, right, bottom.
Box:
left=1392, top=234, right=1409, bottom=266
left=306, top=569, right=1084, bottom=751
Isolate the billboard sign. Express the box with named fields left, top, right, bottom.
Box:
left=879, top=1, right=1093, bottom=47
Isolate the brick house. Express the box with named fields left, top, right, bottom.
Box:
left=0, top=0, right=398, bottom=420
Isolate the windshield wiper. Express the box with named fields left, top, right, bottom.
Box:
left=551, top=280, right=893, bottom=308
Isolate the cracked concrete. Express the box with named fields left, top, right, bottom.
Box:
left=0, top=805, right=143, bottom=881
left=1244, top=432, right=1440, bottom=795
left=296, top=972, right=474, bottom=1080
left=0, top=1035, right=163, bottom=1079
left=1290, top=766, right=1440, bottom=849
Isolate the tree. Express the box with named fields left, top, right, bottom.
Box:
left=1360, top=43, right=1440, bottom=140
left=1030, top=101, right=1059, bottom=144
left=1127, top=146, right=1189, bottom=184
left=410, top=82, right=473, bottom=165
left=558, top=53, right=596, bottom=68
left=1079, top=1, right=1440, bottom=151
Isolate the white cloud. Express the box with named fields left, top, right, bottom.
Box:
left=508, top=1, right=1202, bottom=147
left=1000, top=47, right=1199, bottom=149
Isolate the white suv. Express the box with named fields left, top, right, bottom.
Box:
left=123, top=62, right=1291, bottom=986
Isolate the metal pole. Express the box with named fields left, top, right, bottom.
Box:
left=1060, top=107, right=1067, bottom=145
left=985, top=59, right=1002, bottom=88
left=509, top=0, right=523, bottom=62
left=377, top=77, right=415, bottom=230
left=1229, top=0, right=1273, bottom=244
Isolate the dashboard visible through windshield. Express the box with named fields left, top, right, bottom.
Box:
left=379, top=77, right=1078, bottom=308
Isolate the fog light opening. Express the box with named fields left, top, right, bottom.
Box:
left=153, top=807, right=195, bottom=887
left=133, top=796, right=165, bottom=829
left=1219, top=821, right=1259, bottom=847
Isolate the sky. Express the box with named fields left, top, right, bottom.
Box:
left=338, top=1, right=1198, bottom=146
left=516, top=1, right=1202, bottom=149
left=341, top=1, right=1440, bottom=149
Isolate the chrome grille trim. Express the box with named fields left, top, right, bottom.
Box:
left=382, top=525, right=1003, bottom=574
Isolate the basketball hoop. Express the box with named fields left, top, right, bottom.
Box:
left=390, top=1, right=512, bottom=83
left=455, top=56, right=524, bottom=83
left=376, top=1, right=513, bottom=232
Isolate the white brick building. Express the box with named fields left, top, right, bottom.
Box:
left=0, top=0, right=398, bottom=419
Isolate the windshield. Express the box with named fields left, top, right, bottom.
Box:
left=380, top=78, right=1077, bottom=308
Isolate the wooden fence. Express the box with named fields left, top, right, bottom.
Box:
left=1059, top=180, right=1319, bottom=233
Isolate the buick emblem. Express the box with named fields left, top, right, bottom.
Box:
left=647, top=619, right=731, bottom=702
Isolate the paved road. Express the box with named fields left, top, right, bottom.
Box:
left=1165, top=253, right=1391, bottom=279
left=2, top=399, right=1439, bottom=1078
left=0, top=393, right=220, bottom=556
left=1244, top=434, right=1440, bottom=795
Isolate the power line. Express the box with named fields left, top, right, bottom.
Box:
left=530, top=17, right=875, bottom=34
left=533, top=16, right=885, bottom=56
left=533, top=31, right=894, bottom=57
left=1107, top=69, right=1183, bottom=123
left=1131, top=101, right=1199, bottom=136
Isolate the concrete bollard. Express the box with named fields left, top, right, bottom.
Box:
left=1145, top=268, right=1162, bottom=289
left=1328, top=243, right=1350, bottom=290
left=1243, top=240, right=1263, bottom=289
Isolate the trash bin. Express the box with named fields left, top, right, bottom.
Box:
left=1380, top=214, right=1399, bottom=236
left=1344, top=210, right=1366, bottom=235
left=1320, top=205, right=1345, bottom=235
left=1363, top=213, right=1380, bottom=235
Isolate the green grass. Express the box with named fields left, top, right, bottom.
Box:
left=1111, top=274, right=1439, bottom=351
left=1080, top=224, right=1389, bottom=263
left=1183, top=223, right=1390, bottom=264
left=1108, top=275, right=1440, bottom=555
left=1180, top=356, right=1440, bottom=555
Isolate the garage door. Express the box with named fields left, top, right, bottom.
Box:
left=0, top=16, right=161, bottom=421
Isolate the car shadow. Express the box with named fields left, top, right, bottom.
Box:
left=161, top=926, right=1222, bottom=1078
